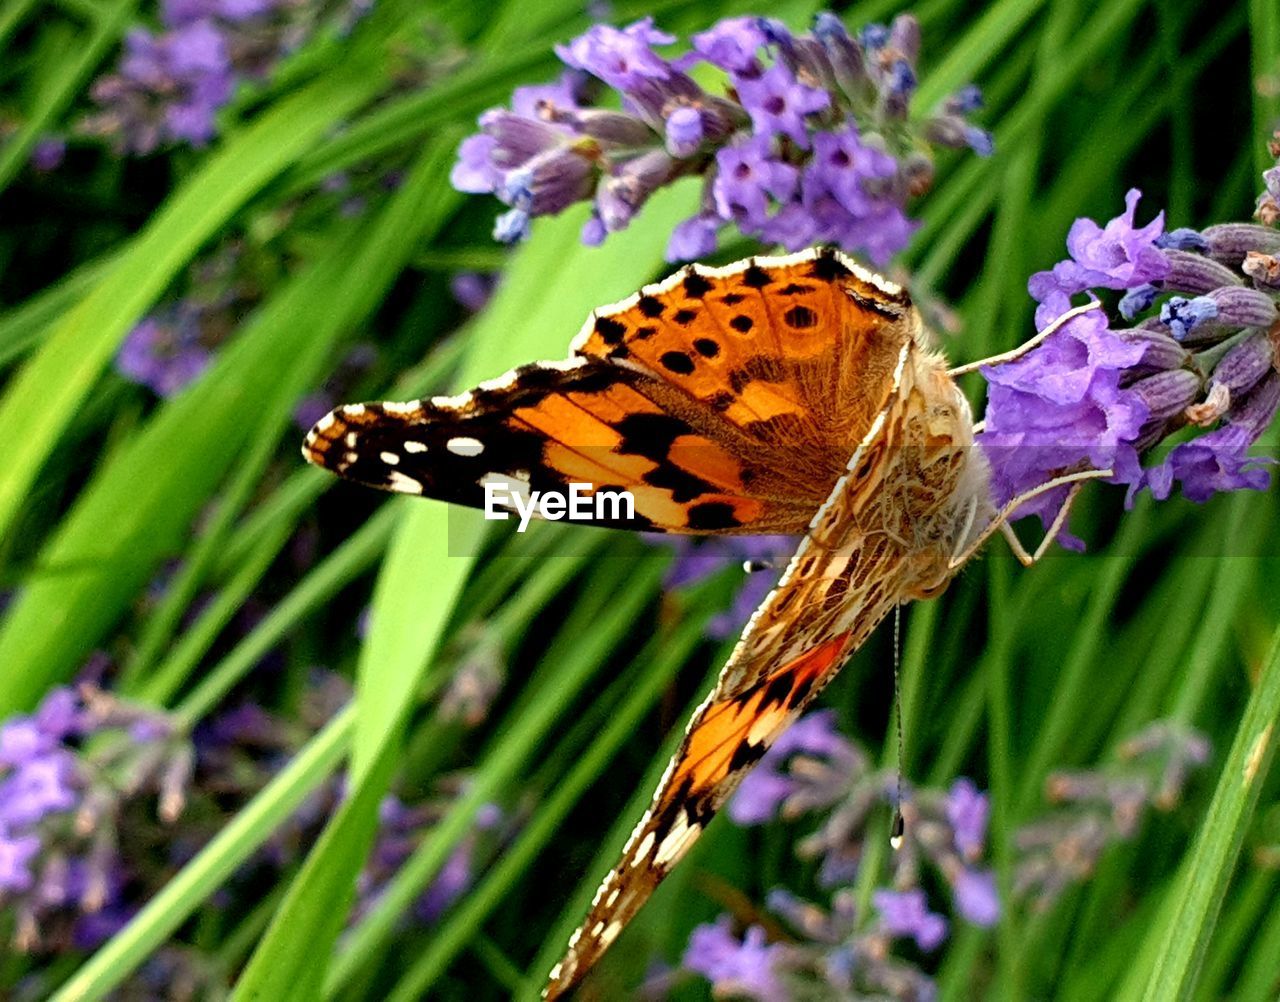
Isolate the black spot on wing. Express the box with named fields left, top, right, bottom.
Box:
left=761, top=673, right=794, bottom=709
left=728, top=739, right=768, bottom=772
left=686, top=501, right=740, bottom=529
left=673, top=309, right=698, bottom=326
left=729, top=315, right=753, bottom=333
left=783, top=305, right=817, bottom=329
left=613, top=412, right=691, bottom=458
left=741, top=264, right=773, bottom=288
left=721, top=292, right=746, bottom=305
left=593, top=315, right=627, bottom=345
left=637, top=295, right=664, bottom=317
left=641, top=463, right=717, bottom=504
left=807, top=248, right=853, bottom=281
left=660, top=350, right=695, bottom=375
left=683, top=271, right=713, bottom=298
left=693, top=338, right=720, bottom=358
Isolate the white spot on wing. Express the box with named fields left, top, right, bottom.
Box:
left=403, top=441, right=428, bottom=453
left=380, top=400, right=420, bottom=416
left=342, top=403, right=367, bottom=417
left=653, top=813, right=701, bottom=867
left=379, top=451, right=400, bottom=465
left=447, top=436, right=484, bottom=457
left=387, top=471, right=423, bottom=494
left=431, top=391, right=474, bottom=408
left=631, top=831, right=655, bottom=865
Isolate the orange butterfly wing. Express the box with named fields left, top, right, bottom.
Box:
left=302, top=248, right=914, bottom=535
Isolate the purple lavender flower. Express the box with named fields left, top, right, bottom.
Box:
left=944, top=778, right=989, bottom=858
left=713, top=136, right=799, bottom=228
left=554, top=18, right=676, bottom=92
left=1017, top=721, right=1210, bottom=906
left=82, top=0, right=341, bottom=153
left=873, top=889, right=947, bottom=950
left=449, top=272, right=499, bottom=312
left=952, top=868, right=999, bottom=926
left=683, top=918, right=788, bottom=1001
left=30, top=136, right=66, bottom=172
left=689, top=17, right=767, bottom=74
left=116, top=309, right=212, bottom=397
left=730, top=710, right=855, bottom=824
left=1060, top=189, right=1171, bottom=291
left=735, top=64, right=829, bottom=148
left=978, top=185, right=1280, bottom=540
left=0, top=829, right=41, bottom=892
left=454, top=13, right=989, bottom=264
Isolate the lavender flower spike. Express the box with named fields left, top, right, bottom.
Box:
left=453, top=12, right=991, bottom=264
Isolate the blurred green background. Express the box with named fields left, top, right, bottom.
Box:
left=2, top=0, right=1280, bottom=999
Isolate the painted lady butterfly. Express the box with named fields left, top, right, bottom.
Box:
left=302, top=247, right=1101, bottom=998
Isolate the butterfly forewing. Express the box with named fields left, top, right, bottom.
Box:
left=302, top=248, right=917, bottom=535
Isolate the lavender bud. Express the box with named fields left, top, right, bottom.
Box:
left=1243, top=251, right=1280, bottom=289
left=1202, top=223, right=1280, bottom=266
left=501, top=147, right=594, bottom=214
left=158, top=745, right=194, bottom=823
left=1162, top=249, right=1242, bottom=294
left=1160, top=295, right=1219, bottom=340
left=1119, top=283, right=1159, bottom=320
left=1207, top=286, right=1278, bottom=329
left=1265, top=166, right=1280, bottom=200
left=479, top=111, right=562, bottom=166
left=597, top=149, right=675, bottom=232
left=899, top=152, right=934, bottom=197
left=1155, top=227, right=1208, bottom=252
left=548, top=107, right=652, bottom=146
left=492, top=208, right=530, bottom=243
left=664, top=106, right=704, bottom=158
left=1117, top=328, right=1190, bottom=374
left=813, top=12, right=868, bottom=94
left=945, top=84, right=984, bottom=114
left=1257, top=193, right=1280, bottom=227
left=580, top=214, right=606, bottom=246
left=1226, top=370, right=1280, bottom=434
left=1209, top=333, right=1275, bottom=397
left=1132, top=369, right=1203, bottom=424
left=859, top=23, right=890, bottom=51
left=888, top=14, right=921, bottom=66
left=881, top=59, right=916, bottom=118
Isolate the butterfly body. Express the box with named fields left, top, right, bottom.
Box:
left=302, top=247, right=992, bottom=998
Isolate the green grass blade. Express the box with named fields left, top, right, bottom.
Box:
left=1134, top=622, right=1280, bottom=1001
left=0, top=64, right=383, bottom=551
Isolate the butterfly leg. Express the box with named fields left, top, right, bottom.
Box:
left=950, top=468, right=1111, bottom=569
left=997, top=481, right=1085, bottom=566
left=946, top=300, right=1103, bottom=378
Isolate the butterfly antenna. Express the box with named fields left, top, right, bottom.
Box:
left=890, top=603, right=905, bottom=850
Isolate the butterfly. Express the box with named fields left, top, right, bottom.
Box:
left=302, top=246, right=1102, bottom=998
